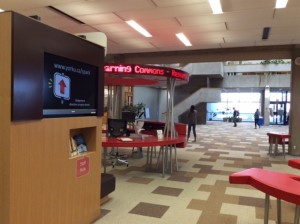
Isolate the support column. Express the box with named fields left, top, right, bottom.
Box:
left=264, top=86, right=270, bottom=126
left=164, top=77, right=177, bottom=137
left=107, top=86, right=123, bottom=119
left=290, top=46, right=300, bottom=155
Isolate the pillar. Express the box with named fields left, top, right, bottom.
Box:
left=264, top=86, right=270, bottom=126
left=290, top=46, right=300, bottom=155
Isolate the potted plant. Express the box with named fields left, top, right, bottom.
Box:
left=122, top=102, right=146, bottom=119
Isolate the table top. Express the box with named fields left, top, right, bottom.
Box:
left=229, top=168, right=300, bottom=205
left=267, top=132, right=291, bottom=138
left=102, top=134, right=186, bottom=148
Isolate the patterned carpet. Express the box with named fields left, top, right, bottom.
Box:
left=95, top=121, right=300, bottom=224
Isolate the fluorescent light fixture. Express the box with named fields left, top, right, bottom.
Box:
left=275, top=0, right=288, bottom=8
left=126, top=20, right=152, bottom=37
left=176, top=33, right=192, bottom=46
left=208, top=0, right=223, bottom=14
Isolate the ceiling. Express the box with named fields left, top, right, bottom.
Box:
left=1, top=0, right=300, bottom=55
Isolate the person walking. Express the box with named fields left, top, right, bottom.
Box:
left=187, top=105, right=197, bottom=142
left=233, top=107, right=239, bottom=127
left=254, top=109, right=260, bottom=129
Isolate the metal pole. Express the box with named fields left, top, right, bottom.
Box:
left=264, top=194, right=270, bottom=224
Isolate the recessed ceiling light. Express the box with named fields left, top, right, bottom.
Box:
left=176, top=33, right=192, bottom=46
left=126, top=20, right=152, bottom=37
left=208, top=0, right=223, bottom=14
left=276, top=0, right=288, bottom=8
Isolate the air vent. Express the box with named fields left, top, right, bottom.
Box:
left=262, top=27, right=271, bottom=40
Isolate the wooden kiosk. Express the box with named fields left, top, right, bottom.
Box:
left=0, top=12, right=104, bottom=224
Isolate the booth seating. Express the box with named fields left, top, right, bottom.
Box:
left=229, top=168, right=300, bottom=224
left=140, top=121, right=187, bottom=176
left=141, top=121, right=187, bottom=148
left=101, top=173, right=116, bottom=204
left=267, top=132, right=291, bottom=158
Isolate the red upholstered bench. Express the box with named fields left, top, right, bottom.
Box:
left=229, top=168, right=300, bottom=224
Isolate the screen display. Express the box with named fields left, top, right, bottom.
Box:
left=43, top=53, right=98, bottom=117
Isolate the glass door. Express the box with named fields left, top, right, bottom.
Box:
left=269, top=102, right=289, bottom=125
left=269, top=90, right=290, bottom=125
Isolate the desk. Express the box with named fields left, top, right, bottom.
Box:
left=230, top=168, right=300, bottom=224
left=267, top=132, right=291, bottom=158
left=102, top=135, right=186, bottom=177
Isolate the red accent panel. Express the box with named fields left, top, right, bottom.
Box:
left=76, top=156, right=90, bottom=177
left=104, top=77, right=157, bottom=86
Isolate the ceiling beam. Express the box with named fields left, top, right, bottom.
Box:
left=106, top=45, right=295, bottom=64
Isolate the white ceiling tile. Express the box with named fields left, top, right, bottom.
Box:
left=151, top=0, right=205, bottom=7
left=226, top=20, right=274, bottom=31
left=1, top=0, right=299, bottom=54
left=115, top=3, right=211, bottom=21
left=75, top=13, right=123, bottom=25
left=221, top=0, right=275, bottom=12
left=52, top=0, right=156, bottom=16
left=273, top=7, right=300, bottom=25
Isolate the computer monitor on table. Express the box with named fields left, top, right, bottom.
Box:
left=107, top=118, right=128, bottom=137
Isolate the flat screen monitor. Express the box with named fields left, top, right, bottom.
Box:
left=121, top=111, right=136, bottom=123
left=43, top=53, right=98, bottom=117
left=107, top=118, right=128, bottom=137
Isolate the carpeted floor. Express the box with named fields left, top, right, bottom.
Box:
left=95, top=121, right=300, bottom=224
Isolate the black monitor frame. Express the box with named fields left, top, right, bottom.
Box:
left=107, top=118, right=128, bottom=137
left=11, top=12, right=104, bottom=121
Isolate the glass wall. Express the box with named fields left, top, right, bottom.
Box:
left=207, top=90, right=290, bottom=124
left=207, top=92, right=261, bottom=122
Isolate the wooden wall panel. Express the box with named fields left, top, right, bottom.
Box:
left=10, top=117, right=102, bottom=224
left=0, top=12, right=104, bottom=223
left=290, top=47, right=300, bottom=155
left=0, top=12, right=12, bottom=224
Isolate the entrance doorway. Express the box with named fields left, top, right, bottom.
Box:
left=269, top=102, right=290, bottom=125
